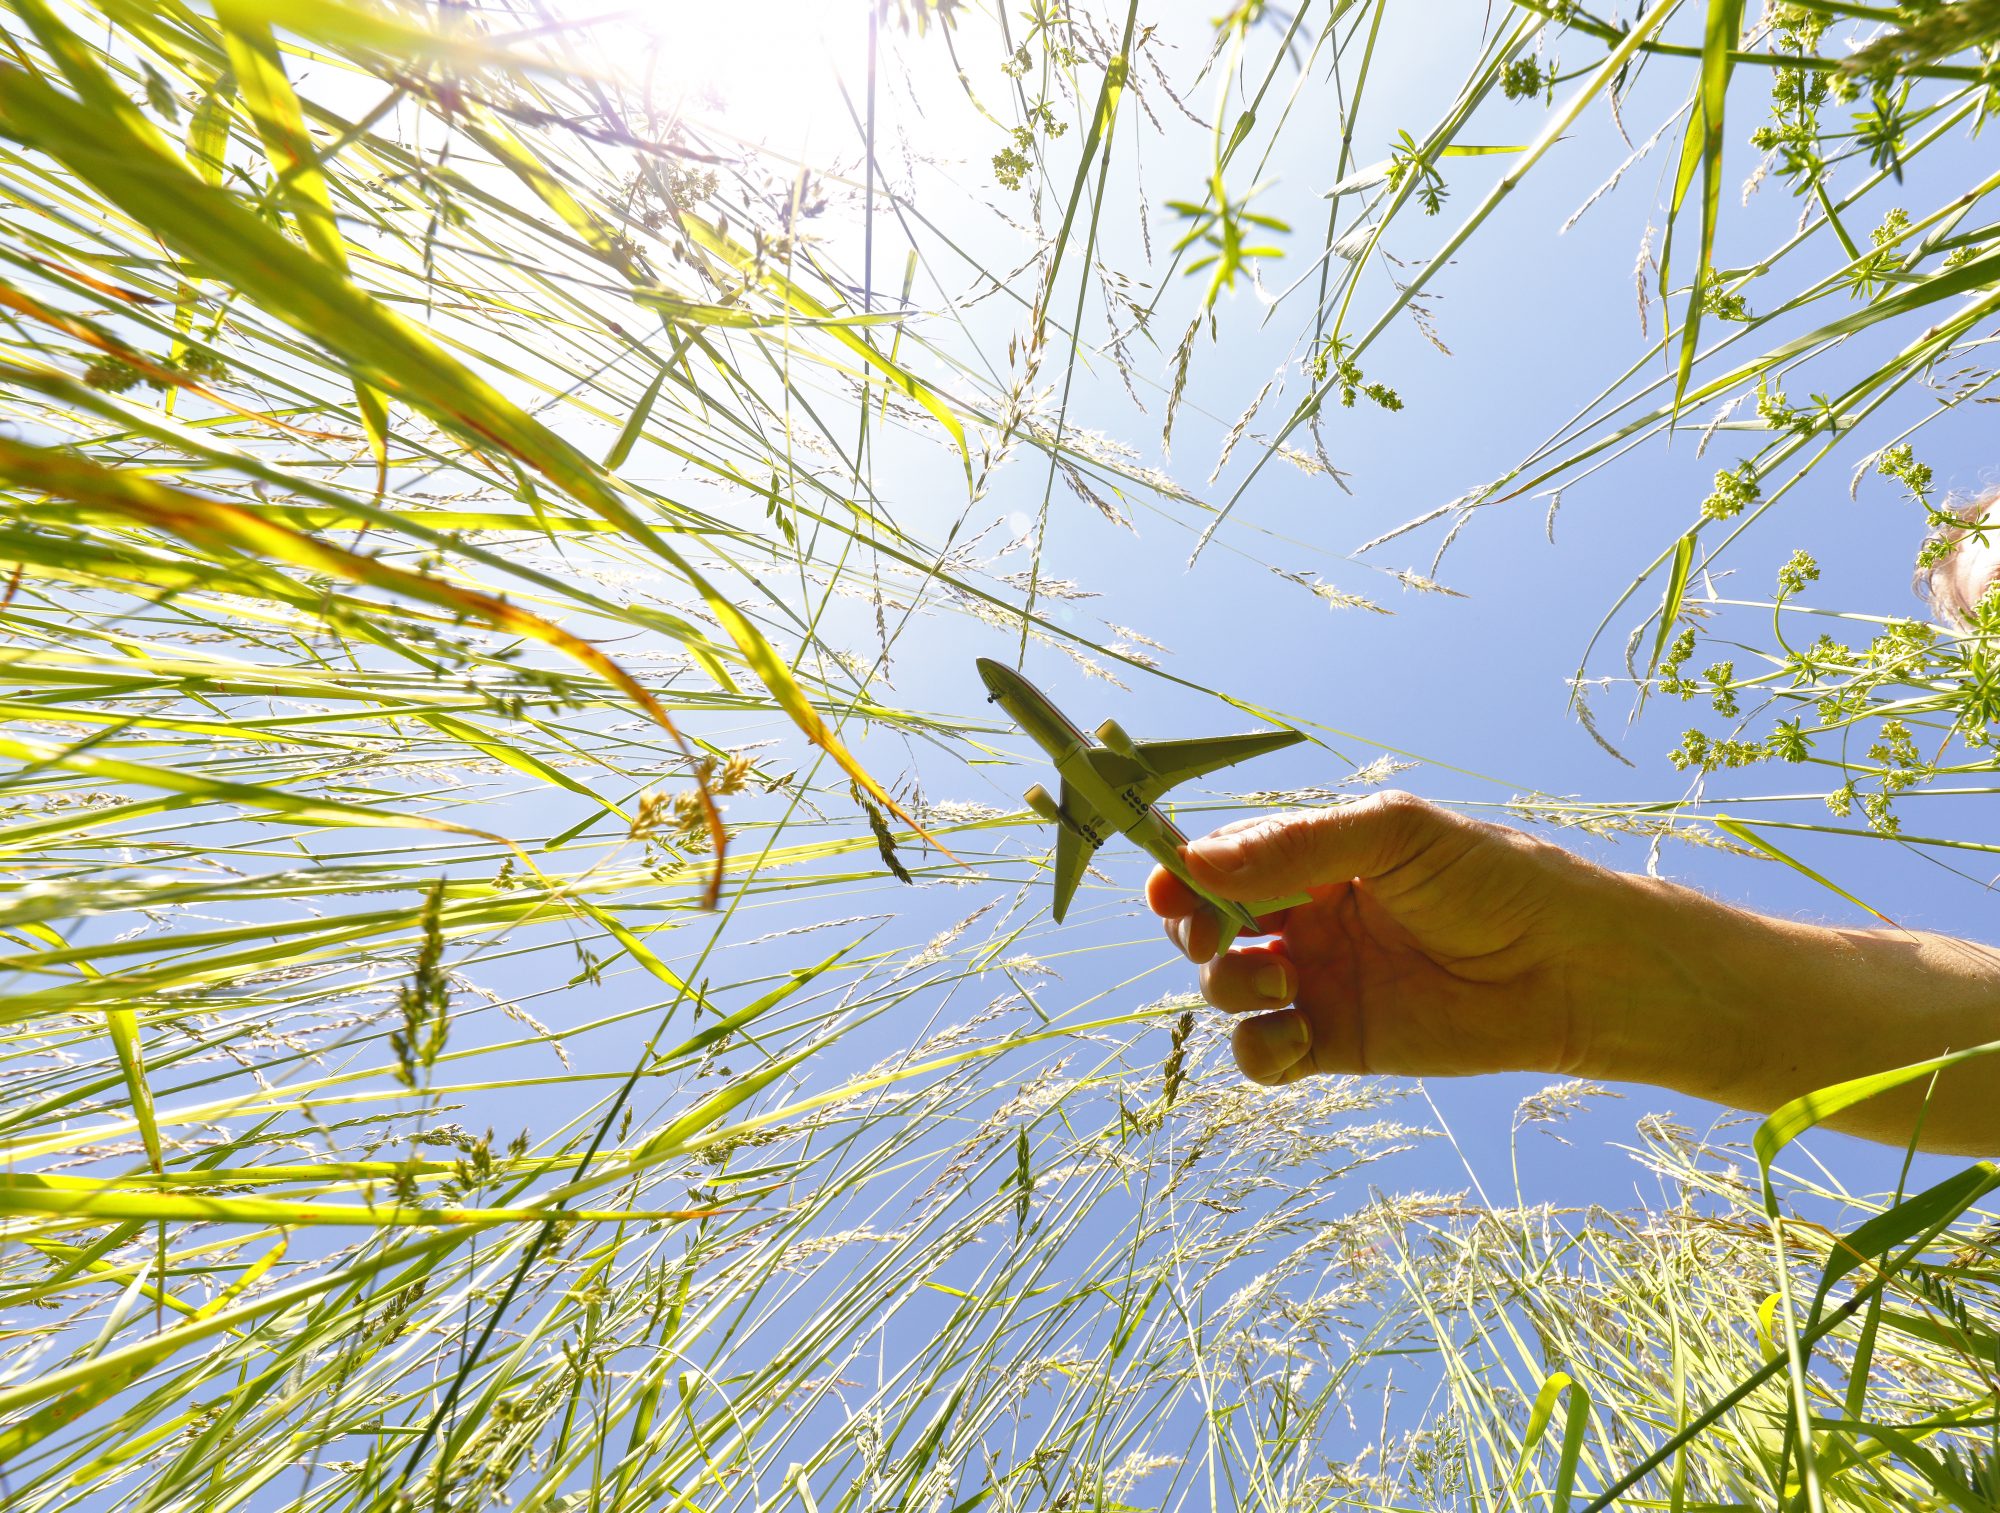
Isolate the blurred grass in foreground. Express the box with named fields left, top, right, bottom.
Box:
left=0, top=1, right=1998, bottom=1509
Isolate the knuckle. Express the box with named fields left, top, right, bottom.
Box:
left=1358, top=787, right=1436, bottom=847
left=1290, top=793, right=1405, bottom=852
left=1229, top=1020, right=1289, bottom=1085
left=1197, top=957, right=1223, bottom=1001
left=1367, top=787, right=1429, bottom=821
left=1262, top=811, right=1318, bottom=862
left=1199, top=954, right=1246, bottom=1007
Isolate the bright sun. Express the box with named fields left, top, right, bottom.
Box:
left=605, top=0, right=863, bottom=153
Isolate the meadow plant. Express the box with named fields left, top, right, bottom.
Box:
left=0, top=0, right=1998, bottom=1509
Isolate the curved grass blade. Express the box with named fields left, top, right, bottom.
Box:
left=0, top=436, right=723, bottom=891
left=0, top=35, right=918, bottom=875
left=1710, top=814, right=1894, bottom=926
left=1663, top=0, right=1748, bottom=415
left=217, top=0, right=391, bottom=480
left=1646, top=528, right=1697, bottom=685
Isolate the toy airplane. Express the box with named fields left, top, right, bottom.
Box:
left=977, top=657, right=1311, bottom=950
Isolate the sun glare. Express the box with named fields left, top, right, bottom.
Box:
left=610, top=0, right=859, bottom=152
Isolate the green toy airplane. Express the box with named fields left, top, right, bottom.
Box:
left=978, top=657, right=1311, bottom=950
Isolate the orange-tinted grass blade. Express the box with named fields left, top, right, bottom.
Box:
left=0, top=437, right=728, bottom=907
left=0, top=280, right=337, bottom=443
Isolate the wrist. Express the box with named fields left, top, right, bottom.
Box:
left=1552, top=857, right=2000, bottom=1152
left=1561, top=866, right=1769, bottom=1101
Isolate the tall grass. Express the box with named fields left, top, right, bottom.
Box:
left=0, top=1, right=1996, bottom=1509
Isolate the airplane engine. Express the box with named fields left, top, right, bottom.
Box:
left=1023, top=783, right=1064, bottom=825
left=1093, top=719, right=1139, bottom=760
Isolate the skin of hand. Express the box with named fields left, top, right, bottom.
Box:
left=1149, top=791, right=2000, bottom=1156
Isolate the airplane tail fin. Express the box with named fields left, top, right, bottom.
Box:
left=1211, top=892, right=1312, bottom=955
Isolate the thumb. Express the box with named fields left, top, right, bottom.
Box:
left=1183, top=791, right=1440, bottom=900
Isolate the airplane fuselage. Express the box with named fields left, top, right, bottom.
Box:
left=977, top=657, right=1261, bottom=933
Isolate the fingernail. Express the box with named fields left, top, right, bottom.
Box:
left=1169, top=918, right=1190, bottom=955
left=1189, top=834, right=1250, bottom=875
left=1249, top=1010, right=1309, bottom=1063
left=1254, top=962, right=1291, bottom=1002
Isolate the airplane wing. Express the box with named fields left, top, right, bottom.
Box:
left=1050, top=779, right=1104, bottom=922
left=1085, top=729, right=1304, bottom=806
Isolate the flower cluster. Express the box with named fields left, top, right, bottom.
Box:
left=1501, top=55, right=1558, bottom=104
left=83, top=346, right=228, bottom=393
left=1309, top=334, right=1403, bottom=410
left=1700, top=460, right=1762, bottom=521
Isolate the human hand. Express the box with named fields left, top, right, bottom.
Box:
left=1148, top=791, right=1637, bottom=1087
left=1150, top=790, right=2000, bottom=1155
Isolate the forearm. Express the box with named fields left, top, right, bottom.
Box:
left=1583, top=873, right=2000, bottom=1155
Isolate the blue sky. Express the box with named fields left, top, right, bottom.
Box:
left=133, top=3, right=1995, bottom=1501
left=750, top=0, right=2000, bottom=1213
left=27, top=6, right=2000, bottom=1504
left=251, top=3, right=1996, bottom=1491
